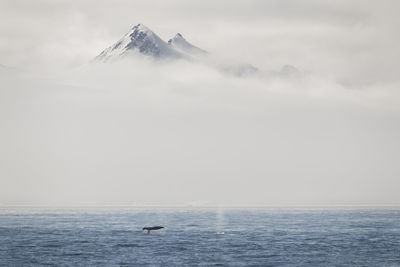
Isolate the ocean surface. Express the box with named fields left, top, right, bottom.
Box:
left=1, top=207, right=400, bottom=266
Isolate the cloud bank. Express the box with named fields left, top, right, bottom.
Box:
left=1, top=55, right=400, bottom=206
left=0, top=0, right=399, bottom=206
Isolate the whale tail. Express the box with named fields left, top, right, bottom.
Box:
left=142, top=226, right=164, bottom=234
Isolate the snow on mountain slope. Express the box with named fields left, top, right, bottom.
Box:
left=168, top=33, right=207, bottom=56
left=94, top=24, right=260, bottom=77
left=95, top=24, right=184, bottom=62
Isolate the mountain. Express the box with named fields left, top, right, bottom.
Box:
left=218, top=63, right=258, bottom=77
left=94, top=24, right=259, bottom=77
left=168, top=33, right=207, bottom=56
left=95, top=24, right=184, bottom=62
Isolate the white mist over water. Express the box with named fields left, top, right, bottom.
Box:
left=1, top=56, right=400, bottom=206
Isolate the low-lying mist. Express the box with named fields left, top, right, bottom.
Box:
left=1, top=56, right=399, bottom=206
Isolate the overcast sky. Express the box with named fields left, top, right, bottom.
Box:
left=1, top=1, right=400, bottom=206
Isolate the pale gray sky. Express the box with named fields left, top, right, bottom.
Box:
left=0, top=1, right=400, bottom=206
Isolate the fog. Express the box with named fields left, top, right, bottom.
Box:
left=0, top=0, right=400, bottom=206
left=1, top=56, right=399, bottom=206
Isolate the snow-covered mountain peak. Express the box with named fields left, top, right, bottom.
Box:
left=168, top=33, right=206, bottom=56
left=133, top=23, right=151, bottom=33
left=95, top=24, right=182, bottom=62
left=94, top=24, right=259, bottom=78
left=168, top=33, right=183, bottom=44
left=128, top=24, right=159, bottom=43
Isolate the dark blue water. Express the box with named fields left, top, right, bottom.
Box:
left=1, top=208, right=400, bottom=266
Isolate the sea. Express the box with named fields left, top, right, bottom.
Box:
left=1, top=207, right=399, bottom=266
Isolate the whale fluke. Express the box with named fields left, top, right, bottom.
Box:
left=142, top=226, right=164, bottom=234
